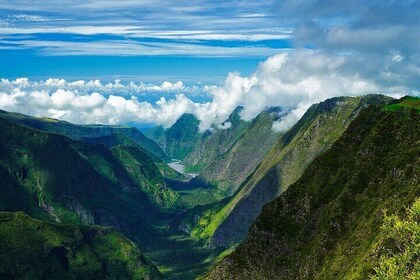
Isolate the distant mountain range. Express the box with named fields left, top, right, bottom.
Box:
left=0, top=110, right=170, bottom=162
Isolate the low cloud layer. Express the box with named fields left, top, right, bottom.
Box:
left=0, top=78, right=201, bottom=96
left=207, top=50, right=415, bottom=131
left=0, top=50, right=416, bottom=132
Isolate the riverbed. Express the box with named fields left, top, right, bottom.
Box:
left=168, top=160, right=198, bottom=181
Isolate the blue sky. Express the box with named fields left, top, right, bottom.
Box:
left=0, top=1, right=418, bottom=130
left=0, top=0, right=292, bottom=82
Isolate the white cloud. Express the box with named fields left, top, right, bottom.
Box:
left=0, top=50, right=417, bottom=132
left=0, top=78, right=205, bottom=96
left=6, top=14, right=54, bottom=22
left=45, top=78, right=67, bottom=88
left=0, top=26, right=291, bottom=41
left=0, top=39, right=286, bottom=58
left=0, top=90, right=24, bottom=109
left=13, top=77, right=30, bottom=87
left=272, top=103, right=310, bottom=132
left=203, top=50, right=416, bottom=131
left=217, top=121, right=232, bottom=130
left=0, top=1, right=281, bottom=35
left=282, top=1, right=420, bottom=60
left=390, top=51, right=403, bottom=62
left=0, top=1, right=417, bottom=134
left=148, top=81, right=184, bottom=92
left=237, top=13, right=268, bottom=18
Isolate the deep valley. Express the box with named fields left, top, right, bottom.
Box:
left=0, top=96, right=419, bottom=279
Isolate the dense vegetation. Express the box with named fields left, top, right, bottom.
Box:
left=0, top=211, right=161, bottom=279
left=146, top=106, right=281, bottom=197
left=204, top=104, right=420, bottom=279
left=146, top=113, right=201, bottom=160
left=0, top=110, right=169, bottom=162
left=193, top=95, right=392, bottom=247
left=0, top=113, right=167, bottom=240
left=371, top=197, right=420, bottom=279
left=111, top=145, right=179, bottom=208
left=80, top=132, right=188, bottom=183
left=184, top=107, right=281, bottom=194
left=0, top=110, right=226, bottom=279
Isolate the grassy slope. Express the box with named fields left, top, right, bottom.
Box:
left=196, top=95, right=392, bottom=247
left=83, top=132, right=140, bottom=148
left=0, top=111, right=228, bottom=279
left=384, top=96, right=420, bottom=111
left=81, top=132, right=187, bottom=182
left=82, top=132, right=157, bottom=161
left=204, top=105, right=420, bottom=279
left=111, top=145, right=179, bottom=208
left=0, top=211, right=161, bottom=280
left=144, top=125, right=165, bottom=142
left=156, top=163, right=187, bottom=181
left=0, top=110, right=169, bottom=162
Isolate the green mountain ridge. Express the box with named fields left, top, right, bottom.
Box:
left=0, top=113, right=166, bottom=241
left=199, top=95, right=393, bottom=247
left=0, top=110, right=169, bottom=162
left=80, top=132, right=187, bottom=182
left=204, top=103, right=420, bottom=279
left=0, top=211, right=161, bottom=280
left=146, top=113, right=201, bottom=160
left=184, top=107, right=247, bottom=170
left=111, top=145, right=179, bottom=209
left=184, top=106, right=281, bottom=194
left=146, top=106, right=282, bottom=198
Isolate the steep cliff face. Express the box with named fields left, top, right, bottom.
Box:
left=0, top=110, right=169, bottom=162
left=199, top=108, right=282, bottom=194
left=205, top=102, right=420, bottom=279
left=0, top=113, right=168, bottom=242
left=184, top=107, right=281, bottom=194
left=110, top=145, right=179, bottom=208
left=147, top=113, right=201, bottom=160
left=184, top=107, right=248, bottom=171
left=202, top=95, right=392, bottom=247
left=144, top=125, right=165, bottom=142
left=0, top=211, right=161, bottom=280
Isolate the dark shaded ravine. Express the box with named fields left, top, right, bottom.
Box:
left=140, top=163, right=220, bottom=279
